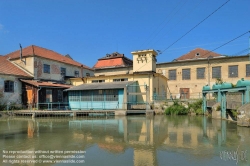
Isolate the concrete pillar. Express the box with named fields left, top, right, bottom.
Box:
left=202, top=92, right=207, bottom=114
left=245, top=86, right=250, bottom=103
left=115, top=110, right=127, bottom=116
left=146, top=86, right=150, bottom=110
left=123, top=87, right=128, bottom=110
left=221, top=92, right=226, bottom=119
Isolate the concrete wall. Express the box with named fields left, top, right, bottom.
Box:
left=0, top=74, right=23, bottom=105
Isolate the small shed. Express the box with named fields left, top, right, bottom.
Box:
left=65, top=81, right=137, bottom=110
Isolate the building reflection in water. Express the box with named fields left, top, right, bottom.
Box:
left=0, top=116, right=249, bottom=166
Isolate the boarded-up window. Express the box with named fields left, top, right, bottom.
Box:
left=168, top=69, right=176, bottom=80
left=182, top=69, right=190, bottom=80
left=246, top=64, right=250, bottom=77
left=197, top=68, right=205, bottom=79
left=228, top=65, right=238, bottom=78
left=212, top=66, right=221, bottom=79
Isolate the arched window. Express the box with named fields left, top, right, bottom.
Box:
left=4, top=80, right=14, bottom=92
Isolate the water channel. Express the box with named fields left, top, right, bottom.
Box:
left=0, top=115, right=249, bottom=166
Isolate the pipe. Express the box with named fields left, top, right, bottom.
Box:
left=36, top=87, right=42, bottom=109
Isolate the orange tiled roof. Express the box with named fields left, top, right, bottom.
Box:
left=20, top=79, right=71, bottom=88
left=176, top=48, right=221, bottom=61
left=5, top=45, right=93, bottom=70
left=0, top=56, right=32, bottom=77
left=93, top=52, right=132, bottom=69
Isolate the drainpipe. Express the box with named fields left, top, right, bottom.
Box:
left=37, top=87, right=42, bottom=110
left=81, top=65, right=84, bottom=78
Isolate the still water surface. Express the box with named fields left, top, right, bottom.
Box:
left=0, top=115, right=249, bottom=166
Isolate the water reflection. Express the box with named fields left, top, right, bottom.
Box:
left=0, top=116, right=249, bottom=166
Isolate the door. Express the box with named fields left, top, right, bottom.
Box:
left=27, top=90, right=33, bottom=104
left=180, top=88, right=190, bottom=99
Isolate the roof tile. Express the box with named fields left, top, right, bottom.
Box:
left=5, top=45, right=93, bottom=70
left=176, top=48, right=221, bottom=61
left=20, top=79, right=71, bottom=88
left=93, top=52, right=132, bottom=69
left=0, top=56, right=32, bottom=77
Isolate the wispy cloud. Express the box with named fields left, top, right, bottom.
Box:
left=0, top=24, right=9, bottom=34
left=0, top=24, right=3, bottom=30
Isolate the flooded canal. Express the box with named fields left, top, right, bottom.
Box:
left=0, top=115, right=249, bottom=166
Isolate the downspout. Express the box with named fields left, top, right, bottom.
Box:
left=37, top=87, right=42, bottom=109
left=81, top=65, right=84, bottom=78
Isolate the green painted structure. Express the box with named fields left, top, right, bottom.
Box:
left=202, top=78, right=250, bottom=119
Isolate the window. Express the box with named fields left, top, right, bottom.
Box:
left=86, top=73, right=90, bottom=77
left=43, top=64, right=50, bottom=73
left=197, top=68, right=205, bottom=79
left=113, top=78, right=128, bottom=82
left=75, top=71, right=79, bottom=77
left=4, top=80, right=14, bottom=92
left=212, top=66, right=221, bottom=79
left=246, top=64, right=250, bottom=77
left=69, top=91, right=80, bottom=101
left=182, top=69, right=190, bottom=80
left=92, top=80, right=105, bottom=83
left=81, top=90, right=92, bottom=101
left=61, top=67, right=66, bottom=77
left=228, top=65, right=238, bottom=78
left=105, top=90, right=118, bottom=101
left=168, top=69, right=176, bottom=80
left=92, top=90, right=104, bottom=101
left=46, top=89, right=52, bottom=102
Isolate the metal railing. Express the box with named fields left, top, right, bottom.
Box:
left=37, top=102, right=69, bottom=111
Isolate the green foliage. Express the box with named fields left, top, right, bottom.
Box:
left=215, top=78, right=223, bottom=84
left=231, top=109, right=238, bottom=118
left=0, top=90, right=5, bottom=111
left=216, top=105, right=221, bottom=111
left=188, top=99, right=204, bottom=115
left=231, top=83, right=236, bottom=88
left=165, top=101, right=188, bottom=115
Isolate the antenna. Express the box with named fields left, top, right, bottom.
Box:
left=19, top=43, right=26, bottom=64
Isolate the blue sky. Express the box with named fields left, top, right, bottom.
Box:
left=0, top=0, right=249, bottom=68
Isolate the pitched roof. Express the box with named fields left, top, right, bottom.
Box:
left=65, top=81, right=136, bottom=91
left=93, top=52, right=133, bottom=69
left=5, top=45, right=93, bottom=70
left=176, top=48, right=222, bottom=61
left=0, top=56, right=32, bottom=77
left=20, top=79, right=71, bottom=88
